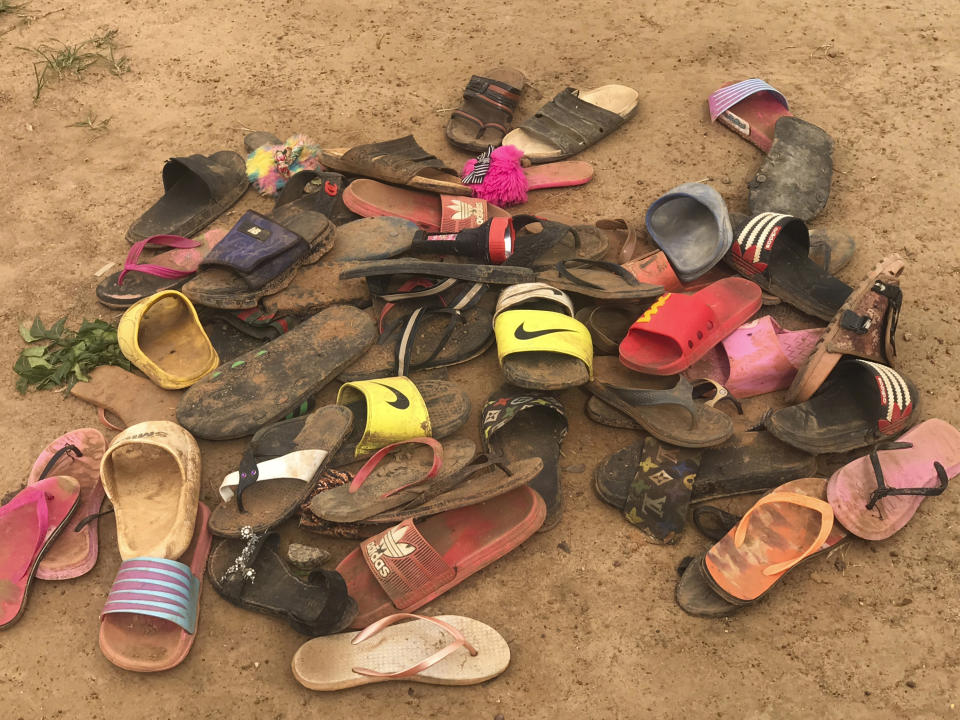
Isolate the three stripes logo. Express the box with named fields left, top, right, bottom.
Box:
left=730, top=212, right=791, bottom=275
left=366, top=525, right=416, bottom=578
left=856, top=360, right=914, bottom=433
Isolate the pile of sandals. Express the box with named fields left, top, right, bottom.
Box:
left=2, top=74, right=957, bottom=691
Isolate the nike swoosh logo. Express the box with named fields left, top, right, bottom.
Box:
left=372, top=382, right=410, bottom=410
left=514, top=323, right=574, bottom=341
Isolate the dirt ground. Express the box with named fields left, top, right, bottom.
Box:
left=2, top=0, right=959, bottom=718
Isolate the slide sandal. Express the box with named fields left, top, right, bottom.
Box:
left=726, top=212, right=851, bottom=321
left=685, top=315, right=821, bottom=399
left=293, top=613, right=510, bottom=690
left=70, top=366, right=181, bottom=429
left=446, top=66, right=525, bottom=152
left=27, top=428, right=106, bottom=580
left=645, top=182, right=733, bottom=283
left=493, top=283, right=593, bottom=390
left=619, top=277, right=762, bottom=375
left=97, top=229, right=225, bottom=308
left=535, top=259, right=663, bottom=301
left=503, top=84, right=639, bottom=163
left=310, top=438, right=478, bottom=523
left=827, top=419, right=960, bottom=541
left=182, top=209, right=333, bottom=310
left=177, top=305, right=376, bottom=440
left=343, top=179, right=510, bottom=232
left=99, top=503, right=211, bottom=672
left=594, top=431, right=816, bottom=509
left=207, top=532, right=356, bottom=635
left=117, top=290, right=219, bottom=390
left=126, top=151, right=248, bottom=244
left=482, top=390, right=567, bottom=531
left=100, top=421, right=201, bottom=561
left=198, top=308, right=297, bottom=363
left=208, top=405, right=353, bottom=537
left=245, top=134, right=324, bottom=195
left=0, top=476, right=81, bottom=630
left=332, top=378, right=470, bottom=465
left=766, top=358, right=918, bottom=454
left=337, top=486, right=544, bottom=628
left=461, top=144, right=594, bottom=207
left=699, top=478, right=848, bottom=607
left=319, top=136, right=470, bottom=196
left=708, top=78, right=792, bottom=153
left=272, top=170, right=358, bottom=226
left=787, top=255, right=904, bottom=403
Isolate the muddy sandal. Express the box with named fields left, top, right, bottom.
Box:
left=503, top=85, right=639, bottom=163
left=273, top=170, right=357, bottom=226
left=319, top=136, right=469, bottom=196
left=766, top=358, right=918, bottom=454
left=446, top=67, right=525, bottom=152
left=575, top=305, right=639, bottom=354
left=787, top=255, right=904, bottom=403
left=481, top=390, right=567, bottom=531
left=535, top=259, right=663, bottom=301
left=70, top=366, right=182, bottom=429
left=207, top=530, right=356, bottom=635
left=177, top=305, right=376, bottom=440
left=208, top=406, right=353, bottom=537
left=726, top=212, right=851, bottom=321
left=493, top=283, right=593, bottom=390
left=126, top=151, right=248, bottom=244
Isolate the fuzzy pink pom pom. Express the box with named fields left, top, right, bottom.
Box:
left=462, top=145, right=529, bottom=207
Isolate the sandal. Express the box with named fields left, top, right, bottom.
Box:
left=293, top=613, right=510, bottom=690
left=535, top=258, right=663, bottom=301
left=446, top=67, right=525, bottom=152
left=70, top=365, right=181, bottom=429
left=766, top=358, right=918, bottom=454
left=826, top=419, right=960, bottom=540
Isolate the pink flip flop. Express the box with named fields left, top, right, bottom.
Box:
left=27, top=429, right=106, bottom=580
left=685, top=316, right=820, bottom=399
left=826, top=419, right=960, bottom=541
left=708, top=79, right=792, bottom=153
left=0, top=476, right=81, bottom=630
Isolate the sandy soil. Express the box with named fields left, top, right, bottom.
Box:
left=2, top=0, right=959, bottom=718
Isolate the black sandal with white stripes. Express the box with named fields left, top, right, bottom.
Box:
left=765, top=358, right=918, bottom=454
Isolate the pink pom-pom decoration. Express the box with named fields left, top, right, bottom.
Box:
left=461, top=145, right=529, bottom=207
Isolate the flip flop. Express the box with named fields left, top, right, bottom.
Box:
left=708, top=78, right=791, bottom=153
left=535, top=259, right=664, bottom=301
left=619, top=437, right=701, bottom=544
left=619, top=278, right=762, bottom=375
left=674, top=553, right=740, bottom=618
left=177, top=305, right=376, bottom=440
left=503, top=84, right=639, bottom=163
left=343, top=179, right=511, bottom=232
left=481, top=390, right=567, bottom=531
left=446, top=67, right=525, bottom=152
left=126, top=151, right=248, bottom=244
left=787, top=255, right=904, bottom=403
left=699, top=478, right=848, bottom=606
left=96, top=230, right=226, bottom=308
left=826, top=419, right=960, bottom=540
left=594, top=431, right=816, bottom=509
left=645, top=182, right=733, bottom=283
left=117, top=290, right=219, bottom=389
left=182, top=209, right=334, bottom=310
left=319, top=136, right=470, bottom=196
left=70, top=366, right=181, bottom=430
left=575, top=305, right=639, bottom=354
left=766, top=359, right=918, bottom=455
left=339, top=258, right=534, bottom=286
left=260, top=217, right=421, bottom=317
left=293, top=613, right=510, bottom=690
left=100, top=421, right=201, bottom=561
left=331, top=378, right=470, bottom=465
left=207, top=531, right=356, bottom=635
left=99, top=503, right=211, bottom=672
left=0, top=477, right=81, bottom=630
left=684, top=315, right=821, bottom=399
left=27, top=429, right=106, bottom=580
left=337, top=486, right=545, bottom=628
left=310, top=438, right=479, bottom=523
left=208, top=405, right=353, bottom=537
left=725, top=213, right=851, bottom=321
left=493, top=283, right=593, bottom=390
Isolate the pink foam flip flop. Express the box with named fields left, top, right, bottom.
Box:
left=27, top=429, right=106, bottom=580
left=708, top=79, right=792, bottom=153
left=0, top=476, right=81, bottom=630
left=827, top=419, right=960, bottom=541
left=685, top=316, right=820, bottom=399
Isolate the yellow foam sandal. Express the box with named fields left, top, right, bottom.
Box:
left=493, top=283, right=593, bottom=389
left=117, top=290, right=219, bottom=389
